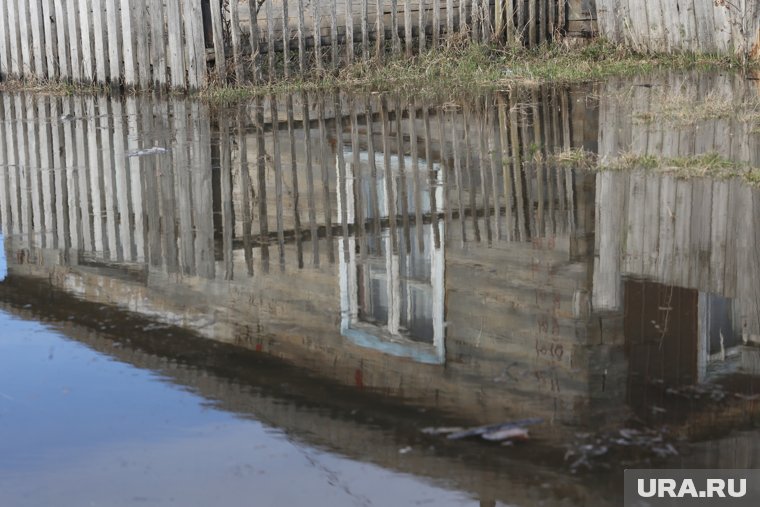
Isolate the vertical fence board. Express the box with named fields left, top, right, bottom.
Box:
left=105, top=0, right=122, bottom=84
left=282, top=0, right=291, bottom=78
left=331, top=0, right=339, bottom=68
left=120, top=0, right=137, bottom=86
left=0, top=1, right=8, bottom=79
left=150, top=0, right=167, bottom=87
left=230, top=0, right=242, bottom=82
left=93, top=1, right=108, bottom=83
left=345, top=0, right=354, bottom=63
left=312, top=0, right=323, bottom=71
left=79, top=0, right=94, bottom=81
left=447, top=0, right=454, bottom=38
left=433, top=0, right=440, bottom=46
left=6, top=0, right=21, bottom=77
left=405, top=0, right=413, bottom=55
left=18, top=1, right=32, bottom=77
left=29, top=0, right=47, bottom=78
left=419, top=0, right=427, bottom=52
left=297, top=0, right=307, bottom=73
left=361, top=0, right=369, bottom=60
left=375, top=0, right=384, bottom=59
left=132, top=0, right=151, bottom=86
left=210, top=0, right=227, bottom=83
left=248, top=0, right=262, bottom=82
left=266, top=0, right=276, bottom=79
left=166, top=0, right=186, bottom=88
left=391, top=0, right=401, bottom=54
left=185, top=1, right=206, bottom=89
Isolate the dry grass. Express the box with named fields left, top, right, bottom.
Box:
left=632, top=87, right=760, bottom=127
left=550, top=149, right=760, bottom=186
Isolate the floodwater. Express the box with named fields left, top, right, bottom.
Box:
left=1, top=71, right=760, bottom=506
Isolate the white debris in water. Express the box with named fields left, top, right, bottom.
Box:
left=126, top=146, right=170, bottom=158
left=398, top=446, right=412, bottom=454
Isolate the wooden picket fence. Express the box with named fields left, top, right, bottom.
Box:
left=0, top=0, right=575, bottom=90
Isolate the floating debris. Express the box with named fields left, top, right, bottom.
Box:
left=565, top=426, right=678, bottom=472
left=481, top=427, right=530, bottom=442
left=444, top=418, right=542, bottom=441
left=398, top=446, right=412, bottom=454
left=59, top=113, right=75, bottom=122
left=126, top=146, right=170, bottom=158
left=421, top=426, right=465, bottom=436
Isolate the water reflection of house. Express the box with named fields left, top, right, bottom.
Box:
left=2, top=85, right=759, bottom=452
left=595, top=73, right=760, bottom=385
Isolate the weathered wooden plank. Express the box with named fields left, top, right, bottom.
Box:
left=110, top=98, right=132, bottom=261
left=150, top=0, right=167, bottom=87
left=91, top=1, right=108, bottom=83
left=73, top=98, right=92, bottom=252
left=51, top=99, right=69, bottom=249
left=18, top=0, right=32, bottom=77
left=376, top=0, right=385, bottom=58
left=104, top=0, right=122, bottom=84
left=28, top=0, right=47, bottom=79
left=297, top=0, right=307, bottom=73
left=405, top=0, right=414, bottom=55
left=331, top=0, right=339, bottom=67
left=302, top=94, right=320, bottom=265
left=79, top=0, right=96, bottom=81
left=229, top=0, right=243, bottom=82
left=286, top=94, right=304, bottom=268
left=60, top=98, right=79, bottom=247
left=134, top=0, right=151, bottom=86
left=391, top=0, right=401, bottom=54
left=270, top=95, right=286, bottom=268
left=165, top=0, right=186, bottom=88
left=38, top=98, right=53, bottom=247
left=313, top=0, right=324, bottom=71
left=317, top=95, right=335, bottom=264
left=24, top=97, right=42, bottom=245
left=211, top=0, right=227, bottom=83
left=419, top=0, right=427, bottom=51
left=5, top=0, right=21, bottom=78
left=254, top=96, right=271, bottom=271
left=248, top=0, right=262, bottom=82
left=120, top=0, right=137, bottom=86
left=362, top=0, right=369, bottom=60
left=282, top=0, right=291, bottom=77
left=447, top=0, right=454, bottom=38
left=345, top=0, right=354, bottom=63
left=528, top=0, right=536, bottom=47
left=171, top=100, right=193, bottom=272
left=125, top=98, right=144, bottom=260
left=0, top=0, right=9, bottom=80
left=100, top=97, right=118, bottom=259
left=41, top=0, right=58, bottom=79
left=433, top=0, right=440, bottom=46
left=84, top=97, right=104, bottom=255
left=192, top=103, right=214, bottom=277
left=219, top=111, right=234, bottom=278
left=189, top=1, right=207, bottom=88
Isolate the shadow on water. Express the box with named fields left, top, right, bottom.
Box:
left=1, top=71, right=760, bottom=505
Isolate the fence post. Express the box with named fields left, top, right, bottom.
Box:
left=230, top=0, right=243, bottom=82
left=210, top=0, right=227, bottom=83
left=249, top=0, right=262, bottom=83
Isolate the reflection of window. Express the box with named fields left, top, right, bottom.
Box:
left=356, top=225, right=435, bottom=344
left=338, top=151, right=445, bottom=364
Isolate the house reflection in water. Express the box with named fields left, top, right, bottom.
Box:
left=2, top=77, right=760, bottom=504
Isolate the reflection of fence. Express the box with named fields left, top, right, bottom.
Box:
left=0, top=1, right=582, bottom=89
left=0, top=88, right=589, bottom=272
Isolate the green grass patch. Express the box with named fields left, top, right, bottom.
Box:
left=551, top=149, right=760, bottom=186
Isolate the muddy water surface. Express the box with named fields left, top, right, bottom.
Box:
left=1, top=71, right=760, bottom=506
